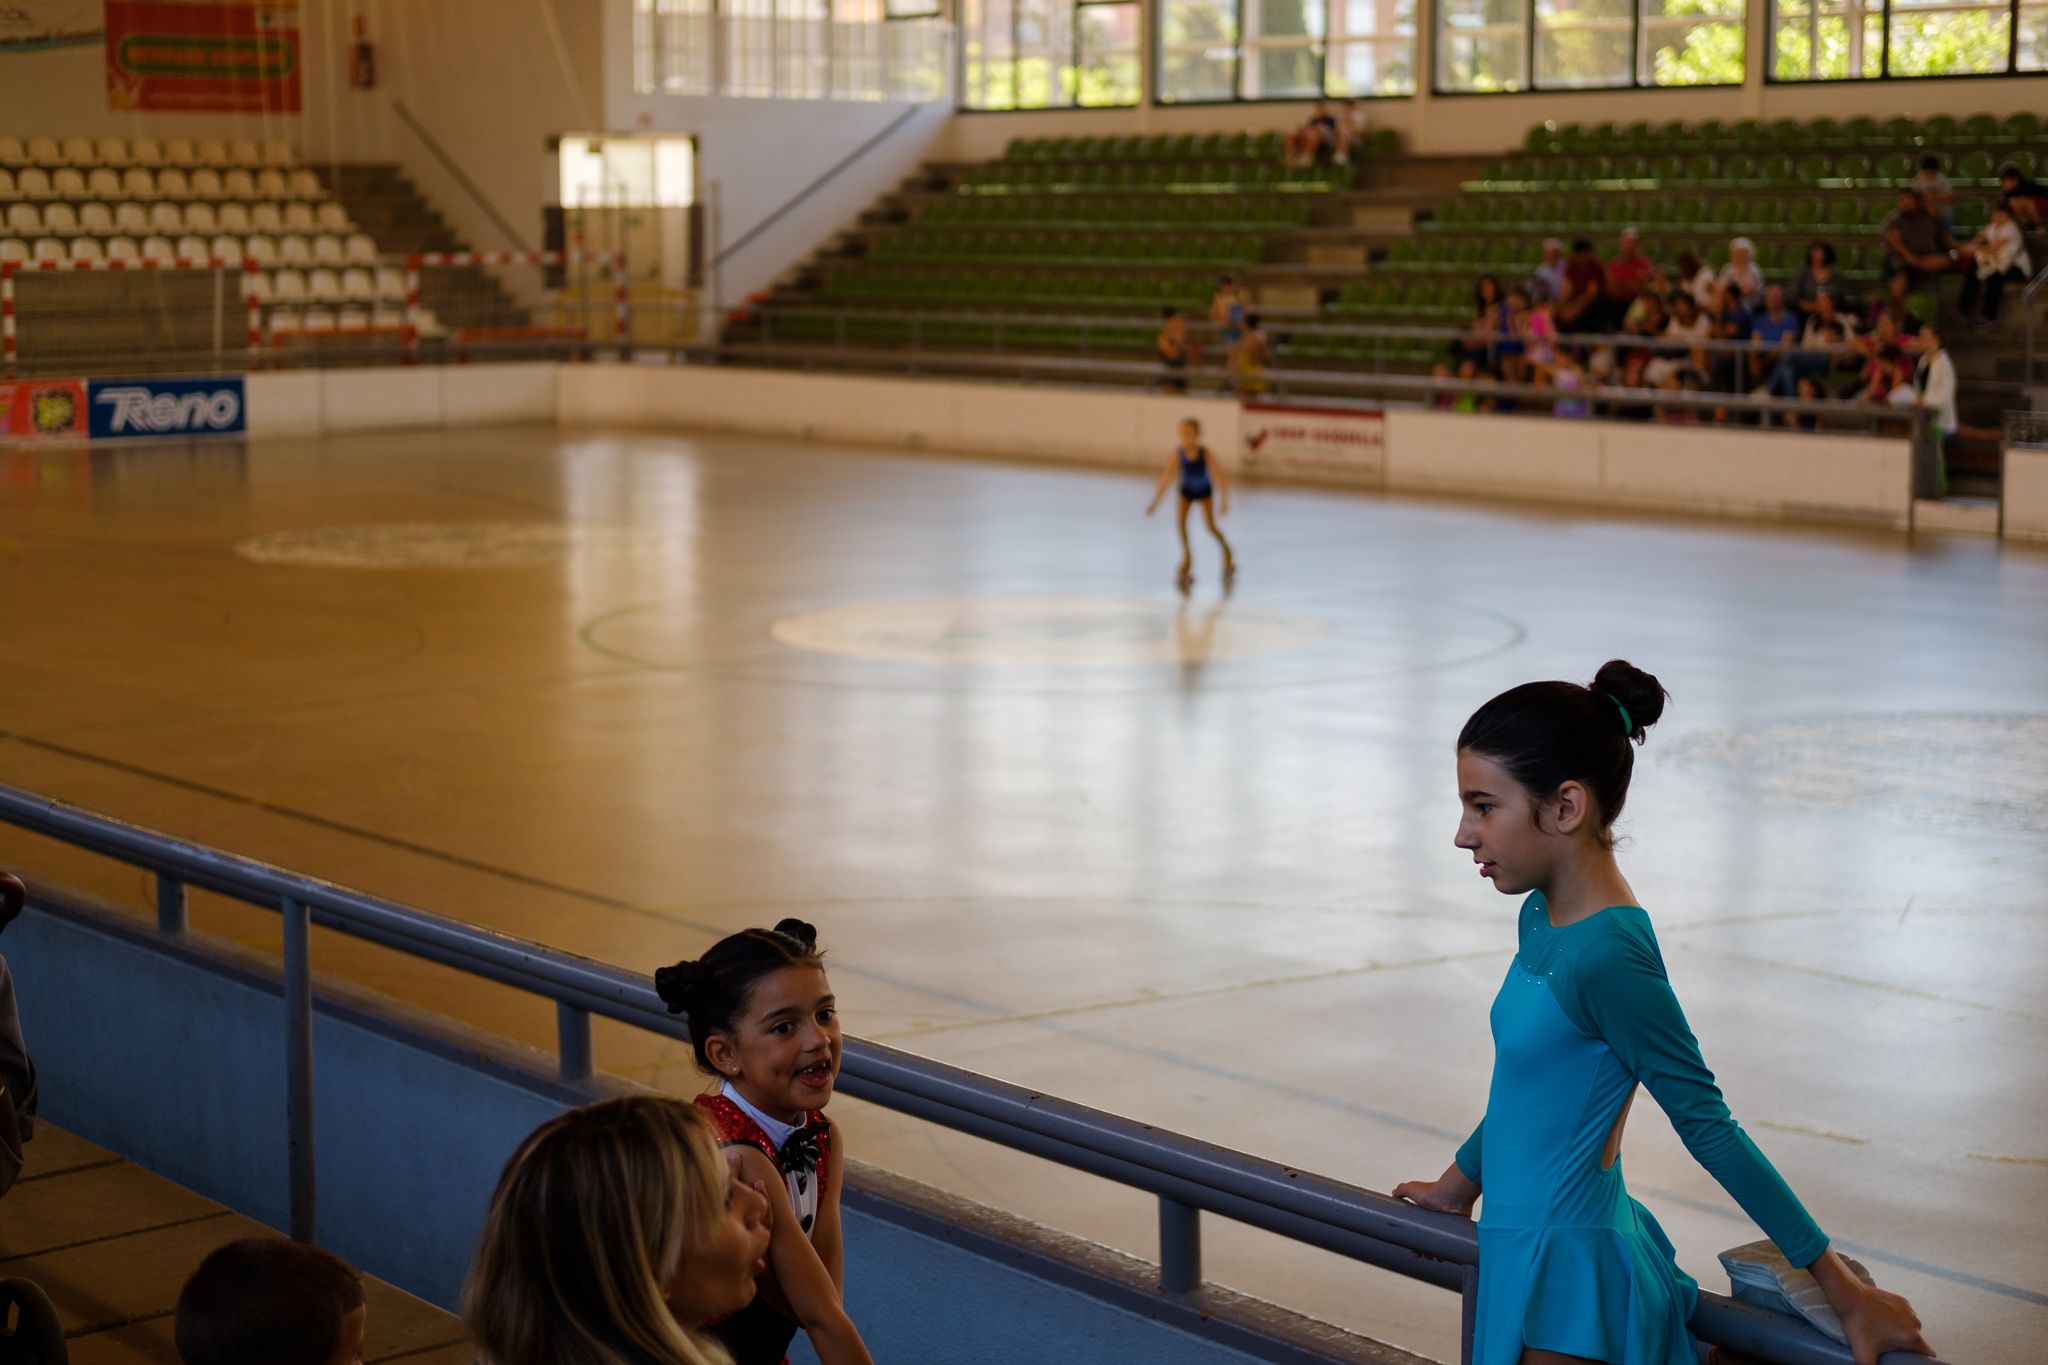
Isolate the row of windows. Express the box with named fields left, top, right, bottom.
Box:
left=959, top=0, right=2048, bottom=105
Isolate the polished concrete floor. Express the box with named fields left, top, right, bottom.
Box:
left=3, top=429, right=2045, bottom=1363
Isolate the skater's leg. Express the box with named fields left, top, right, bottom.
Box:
left=1200, top=498, right=1234, bottom=577
left=1175, top=497, right=1194, bottom=583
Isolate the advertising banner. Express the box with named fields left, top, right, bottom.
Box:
left=106, top=1, right=301, bottom=113
left=1240, top=402, right=1386, bottom=486
left=1, top=2, right=101, bottom=52
left=0, top=379, right=88, bottom=441
left=87, top=376, right=246, bottom=440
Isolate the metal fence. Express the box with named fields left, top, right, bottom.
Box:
left=0, top=784, right=1945, bottom=1365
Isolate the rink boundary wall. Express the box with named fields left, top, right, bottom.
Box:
left=3, top=879, right=1393, bottom=1365
left=220, top=362, right=2038, bottom=536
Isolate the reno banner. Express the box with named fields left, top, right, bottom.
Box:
left=106, top=1, right=302, bottom=113
left=1239, top=401, right=1386, bottom=487
left=87, top=376, right=245, bottom=440
left=0, top=379, right=88, bottom=441
left=0, top=3, right=102, bottom=52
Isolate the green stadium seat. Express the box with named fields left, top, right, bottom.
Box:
left=1255, top=131, right=1284, bottom=159
left=1919, top=115, right=1957, bottom=145
left=1874, top=151, right=1913, bottom=182
left=1722, top=119, right=1762, bottom=151
left=1794, top=153, right=1832, bottom=182
left=1589, top=121, right=1621, bottom=150
left=2001, top=112, right=2041, bottom=144
left=1615, top=154, right=1651, bottom=180
left=1955, top=198, right=1989, bottom=233
left=1694, top=119, right=1727, bottom=147
left=1650, top=153, right=1685, bottom=183
left=1758, top=153, right=1798, bottom=185
left=1788, top=199, right=1822, bottom=227
left=1669, top=197, right=1706, bottom=226
left=1748, top=199, right=1786, bottom=229
left=1633, top=198, right=1669, bottom=226
left=1620, top=120, right=1654, bottom=150
left=1961, top=113, right=1998, bottom=144
left=1834, top=152, right=1873, bottom=182
left=1956, top=149, right=1996, bottom=182
left=1523, top=123, right=1557, bottom=153
left=1764, top=118, right=1804, bottom=149
left=1721, top=154, right=1760, bottom=185
left=1652, top=120, right=1691, bottom=151
left=1801, top=118, right=1837, bottom=149
left=1682, top=152, right=1718, bottom=182
left=1836, top=116, right=1876, bottom=147
left=1826, top=197, right=1864, bottom=228
left=1878, top=116, right=1916, bottom=146
left=2006, top=149, right=2039, bottom=178
left=1555, top=122, right=1589, bottom=150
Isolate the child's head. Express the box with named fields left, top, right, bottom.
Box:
left=464, top=1097, right=768, bottom=1365
left=657, top=919, right=839, bottom=1120
left=1918, top=153, right=1942, bottom=174
left=1178, top=417, right=1201, bottom=444
left=176, top=1238, right=365, bottom=1365
left=1453, top=660, right=1668, bottom=892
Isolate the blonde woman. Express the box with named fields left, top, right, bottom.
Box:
left=465, top=1096, right=773, bottom=1365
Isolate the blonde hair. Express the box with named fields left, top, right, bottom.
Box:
left=463, top=1097, right=735, bottom=1365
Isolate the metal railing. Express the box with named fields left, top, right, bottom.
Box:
left=0, top=786, right=1945, bottom=1364
left=2020, top=256, right=2048, bottom=394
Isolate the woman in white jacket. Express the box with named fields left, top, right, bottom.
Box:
left=1890, top=324, right=1958, bottom=496
left=1958, top=199, right=2031, bottom=326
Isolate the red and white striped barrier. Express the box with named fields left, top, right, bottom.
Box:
left=401, top=251, right=626, bottom=363
left=1, top=258, right=262, bottom=371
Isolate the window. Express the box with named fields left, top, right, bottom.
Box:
left=558, top=137, right=696, bottom=208
left=961, top=0, right=1140, bottom=107
left=1437, top=0, right=1742, bottom=88
left=1770, top=0, right=2027, bottom=75
left=1158, top=0, right=1414, bottom=100
left=632, top=0, right=947, bottom=99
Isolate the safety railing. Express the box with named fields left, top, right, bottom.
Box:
left=2021, top=255, right=2048, bottom=393
left=0, top=784, right=1946, bottom=1365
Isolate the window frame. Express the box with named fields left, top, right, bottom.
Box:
left=1429, top=0, right=1746, bottom=93
left=1764, top=0, right=2032, bottom=81
left=1150, top=0, right=1419, bottom=105
left=633, top=0, right=947, bottom=99
left=957, top=0, right=1145, bottom=110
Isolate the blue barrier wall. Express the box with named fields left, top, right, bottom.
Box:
left=6, top=890, right=1320, bottom=1363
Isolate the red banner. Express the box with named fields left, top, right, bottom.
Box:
left=0, top=380, right=89, bottom=442
left=106, top=1, right=301, bottom=114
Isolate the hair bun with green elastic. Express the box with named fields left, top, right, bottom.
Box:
left=1591, top=659, right=1669, bottom=743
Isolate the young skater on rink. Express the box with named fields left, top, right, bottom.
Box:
left=1146, top=417, right=1235, bottom=592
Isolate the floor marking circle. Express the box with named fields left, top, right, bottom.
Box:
left=236, top=521, right=657, bottom=570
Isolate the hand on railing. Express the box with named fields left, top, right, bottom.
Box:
left=0, top=874, right=24, bottom=933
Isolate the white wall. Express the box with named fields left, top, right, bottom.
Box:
left=246, top=363, right=562, bottom=436
left=2004, top=449, right=2048, bottom=543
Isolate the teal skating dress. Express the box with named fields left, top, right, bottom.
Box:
left=1456, top=895, right=1830, bottom=1365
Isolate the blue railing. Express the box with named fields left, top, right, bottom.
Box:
left=0, top=784, right=1945, bottom=1365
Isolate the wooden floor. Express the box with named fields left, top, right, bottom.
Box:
left=2, top=428, right=2044, bottom=1364
left=3, top=1124, right=465, bottom=1364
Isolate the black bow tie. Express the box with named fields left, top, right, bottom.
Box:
left=778, top=1117, right=829, bottom=1179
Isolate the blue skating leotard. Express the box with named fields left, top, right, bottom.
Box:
left=1457, top=893, right=1829, bottom=1365
left=1177, top=445, right=1214, bottom=501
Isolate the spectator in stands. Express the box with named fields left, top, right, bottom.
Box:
left=464, top=1096, right=775, bottom=1365
left=1209, top=276, right=1246, bottom=359
left=1958, top=199, right=2031, bottom=329
left=1619, top=290, right=1667, bottom=389
left=176, top=1238, right=366, bottom=1365
left=1233, top=311, right=1272, bottom=396
left=1557, top=237, right=1605, bottom=332
left=1857, top=340, right=1912, bottom=410
left=1530, top=238, right=1567, bottom=305
left=1911, top=154, right=1956, bottom=236
left=1498, top=286, right=1533, bottom=385
left=1285, top=101, right=1339, bottom=167
left=1523, top=290, right=1561, bottom=380
left=1792, top=241, right=1845, bottom=317
left=1903, top=324, right=1958, bottom=492
left=1881, top=189, right=1960, bottom=305
left=1673, top=250, right=1718, bottom=312
left=1600, top=227, right=1654, bottom=330
left=1998, top=164, right=2048, bottom=229
left=1453, top=275, right=1509, bottom=370
left=1764, top=292, right=1854, bottom=412
left=1620, top=268, right=1670, bottom=334
left=1646, top=291, right=1710, bottom=388
left=1715, top=238, right=1765, bottom=310
left=1334, top=99, right=1370, bottom=165
left=1156, top=308, right=1191, bottom=392
left=1746, top=284, right=1803, bottom=391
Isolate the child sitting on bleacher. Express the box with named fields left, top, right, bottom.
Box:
left=176, top=1238, right=365, bottom=1365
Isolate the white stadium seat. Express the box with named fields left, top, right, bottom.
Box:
left=0, top=169, right=12, bottom=197
left=268, top=308, right=303, bottom=338
left=28, top=136, right=62, bottom=166
left=372, top=305, right=406, bottom=330
left=212, top=234, right=244, bottom=262
left=337, top=307, right=371, bottom=332
left=87, top=168, right=121, bottom=198
left=189, top=169, right=224, bottom=199
left=272, top=268, right=308, bottom=302
left=288, top=169, right=322, bottom=199
left=196, top=138, right=229, bottom=165
left=345, top=233, right=378, bottom=263
left=69, top=237, right=103, bottom=263
left=31, top=237, right=66, bottom=262
left=341, top=267, right=376, bottom=301
left=245, top=270, right=272, bottom=302
left=278, top=234, right=311, bottom=265
left=312, top=234, right=345, bottom=264
left=244, top=233, right=278, bottom=266
left=62, top=135, right=97, bottom=166
left=79, top=203, right=114, bottom=236
left=282, top=203, right=316, bottom=233
left=150, top=203, right=184, bottom=234
left=250, top=203, right=284, bottom=232
left=316, top=202, right=351, bottom=232
left=164, top=137, right=197, bottom=166
left=141, top=234, right=176, bottom=262
left=129, top=136, right=163, bottom=166
left=0, top=239, right=26, bottom=264
left=41, top=203, right=78, bottom=234
left=256, top=168, right=290, bottom=199
left=157, top=167, right=192, bottom=198
left=5, top=204, right=40, bottom=236
left=229, top=138, right=261, bottom=165
left=217, top=203, right=251, bottom=232
left=302, top=308, right=338, bottom=333
left=114, top=203, right=150, bottom=236
left=222, top=169, right=256, bottom=199
left=375, top=267, right=407, bottom=300
left=95, top=137, right=130, bottom=167
left=17, top=168, right=52, bottom=199
left=261, top=139, right=294, bottom=166
left=0, top=136, right=25, bottom=166
left=183, top=202, right=218, bottom=233
left=175, top=234, right=210, bottom=261
left=124, top=167, right=159, bottom=198
left=106, top=236, right=140, bottom=263
left=307, top=267, right=342, bottom=301
left=50, top=168, right=86, bottom=197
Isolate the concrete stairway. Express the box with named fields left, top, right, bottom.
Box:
left=5, top=1124, right=466, bottom=1365
left=315, top=163, right=529, bottom=335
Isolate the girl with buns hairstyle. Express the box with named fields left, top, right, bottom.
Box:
left=656, top=920, right=872, bottom=1365
left=1394, top=663, right=1931, bottom=1365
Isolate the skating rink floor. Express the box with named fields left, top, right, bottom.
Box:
left=4, top=427, right=2045, bottom=1363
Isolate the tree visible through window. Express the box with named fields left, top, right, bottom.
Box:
left=1772, top=0, right=2027, bottom=76
left=1157, top=0, right=1414, bottom=99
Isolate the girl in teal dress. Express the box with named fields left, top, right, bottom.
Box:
left=1394, top=661, right=1933, bottom=1365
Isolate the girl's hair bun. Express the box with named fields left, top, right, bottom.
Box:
left=653, top=960, right=700, bottom=1014
left=1591, top=659, right=1668, bottom=743
left=771, top=918, right=819, bottom=952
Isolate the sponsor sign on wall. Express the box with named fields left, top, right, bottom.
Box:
left=106, top=1, right=301, bottom=113
left=87, top=376, right=246, bottom=440
left=0, top=379, right=88, bottom=440
left=0, top=2, right=101, bottom=52
left=1240, top=402, right=1386, bottom=486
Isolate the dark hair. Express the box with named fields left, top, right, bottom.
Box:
left=2001, top=163, right=2022, bottom=181
left=1456, top=661, right=1668, bottom=846
left=1181, top=415, right=1202, bottom=431
left=1244, top=310, right=1263, bottom=329
left=1507, top=284, right=1530, bottom=303
left=1807, top=239, right=1836, bottom=267
left=1571, top=237, right=1593, bottom=254
left=1161, top=306, right=1180, bottom=319
left=1919, top=153, right=1941, bottom=171
left=176, top=1238, right=363, bottom=1365
left=1991, top=196, right=2013, bottom=216
left=656, top=920, right=825, bottom=1074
